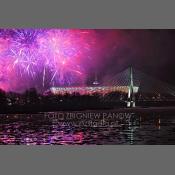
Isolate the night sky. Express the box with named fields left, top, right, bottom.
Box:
left=95, top=29, right=175, bottom=85
left=0, top=29, right=175, bottom=92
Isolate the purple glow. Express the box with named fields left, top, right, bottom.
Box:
left=0, top=29, right=98, bottom=92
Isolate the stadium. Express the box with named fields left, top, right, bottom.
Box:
left=50, top=86, right=129, bottom=95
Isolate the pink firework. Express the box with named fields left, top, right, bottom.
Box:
left=37, top=29, right=96, bottom=87
left=0, top=29, right=97, bottom=92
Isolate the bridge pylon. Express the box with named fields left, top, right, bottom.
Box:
left=127, top=66, right=136, bottom=108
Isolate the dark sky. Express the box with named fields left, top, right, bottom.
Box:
left=95, top=29, right=175, bottom=86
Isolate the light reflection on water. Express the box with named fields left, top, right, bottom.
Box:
left=0, top=112, right=175, bottom=145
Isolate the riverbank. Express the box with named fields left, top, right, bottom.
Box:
left=1, top=106, right=175, bottom=115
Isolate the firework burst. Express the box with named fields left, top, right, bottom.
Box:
left=0, top=29, right=97, bottom=92
left=37, top=29, right=96, bottom=87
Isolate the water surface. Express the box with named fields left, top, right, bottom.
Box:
left=0, top=112, right=175, bottom=145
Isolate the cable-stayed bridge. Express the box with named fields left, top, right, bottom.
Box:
left=104, top=67, right=175, bottom=107
left=105, top=67, right=175, bottom=95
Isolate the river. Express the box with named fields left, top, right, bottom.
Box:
left=0, top=111, right=175, bottom=145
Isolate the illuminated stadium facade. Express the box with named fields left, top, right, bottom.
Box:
left=49, top=86, right=139, bottom=95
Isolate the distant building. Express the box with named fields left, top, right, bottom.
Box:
left=92, top=73, right=100, bottom=86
